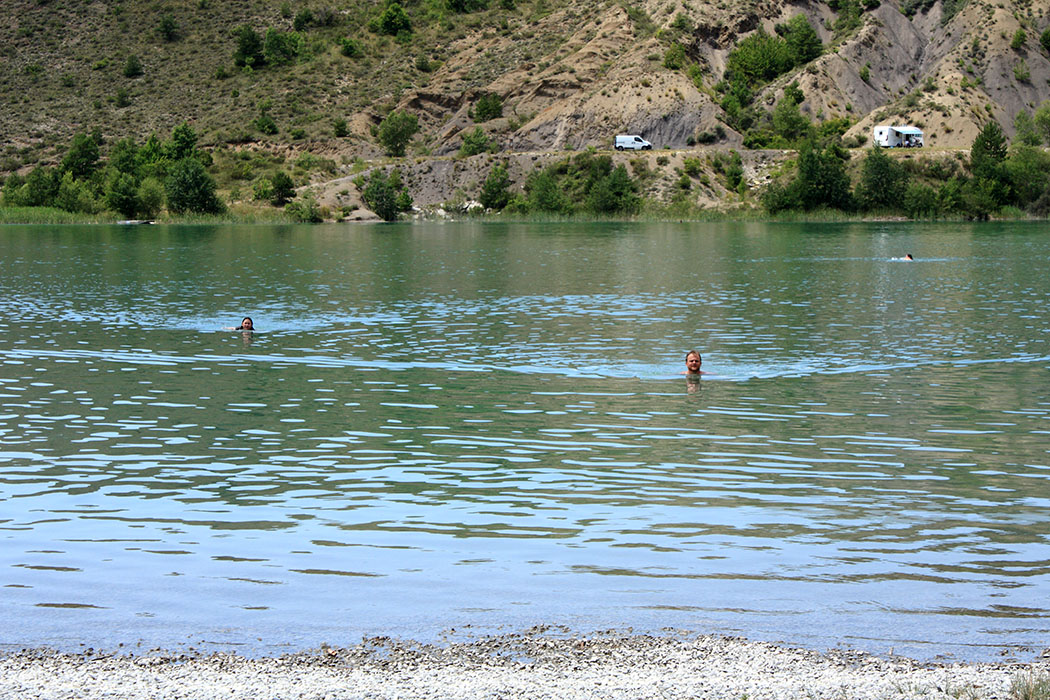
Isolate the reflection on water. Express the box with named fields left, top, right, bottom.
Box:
left=1, top=221, right=1049, bottom=660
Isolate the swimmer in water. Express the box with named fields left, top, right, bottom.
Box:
left=905, top=253, right=914, bottom=261
left=224, top=317, right=254, bottom=331
left=682, top=350, right=708, bottom=376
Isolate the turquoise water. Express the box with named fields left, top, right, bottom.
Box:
left=1, top=221, right=1049, bottom=660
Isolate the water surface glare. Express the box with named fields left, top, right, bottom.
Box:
left=1, top=221, right=1049, bottom=661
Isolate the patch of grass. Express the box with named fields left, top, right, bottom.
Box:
left=1012, top=671, right=1050, bottom=700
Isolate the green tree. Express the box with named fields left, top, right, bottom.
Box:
left=524, top=170, right=569, bottom=213
left=1014, top=110, right=1042, bottom=147
left=771, top=97, right=812, bottom=146
left=970, top=120, right=1009, bottom=206
left=22, top=168, right=59, bottom=207
left=109, top=137, right=141, bottom=176
left=377, top=110, right=419, bottom=156
left=795, top=140, right=852, bottom=210
left=233, top=25, right=264, bottom=67
left=378, top=3, right=411, bottom=36
left=1042, top=28, right=1050, bottom=55
left=458, top=127, right=492, bottom=156
left=782, top=15, right=822, bottom=65
left=106, top=172, right=141, bottom=218
left=479, top=164, right=511, bottom=210
left=166, top=123, right=198, bottom=161
left=137, top=177, right=165, bottom=218
left=1006, top=144, right=1050, bottom=207
left=55, top=171, right=98, bottom=213
left=472, top=93, right=503, bottom=122
left=587, top=164, right=640, bottom=214
left=903, top=182, right=938, bottom=218
left=1034, top=100, right=1050, bottom=146
left=263, top=28, right=301, bottom=66
left=124, top=54, right=143, bottom=78
left=361, top=168, right=411, bottom=221
left=61, top=133, right=101, bottom=181
left=725, top=30, right=792, bottom=87
left=855, top=146, right=907, bottom=211
left=157, top=14, right=179, bottom=41
left=165, top=157, right=224, bottom=214
left=270, top=171, right=296, bottom=206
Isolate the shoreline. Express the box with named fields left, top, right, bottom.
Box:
left=2, top=632, right=1047, bottom=699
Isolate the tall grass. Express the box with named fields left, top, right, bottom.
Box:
left=1011, top=671, right=1050, bottom=700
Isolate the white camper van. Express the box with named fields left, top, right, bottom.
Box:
left=615, top=134, right=652, bottom=151
left=872, top=125, right=924, bottom=148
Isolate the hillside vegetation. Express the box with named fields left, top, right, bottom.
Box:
left=2, top=0, right=1050, bottom=219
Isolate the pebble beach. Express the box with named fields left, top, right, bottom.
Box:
left=3, top=632, right=1047, bottom=700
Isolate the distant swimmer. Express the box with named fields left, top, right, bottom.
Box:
left=905, top=253, right=914, bottom=261
left=682, top=350, right=709, bottom=376
left=224, top=316, right=254, bottom=330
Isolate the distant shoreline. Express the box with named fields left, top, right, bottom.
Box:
left=1, top=632, right=1041, bottom=700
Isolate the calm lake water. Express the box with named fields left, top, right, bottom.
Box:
left=1, top=220, right=1049, bottom=661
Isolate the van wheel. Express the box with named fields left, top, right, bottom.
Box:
left=643, top=145, right=651, bottom=150
left=615, top=146, right=623, bottom=151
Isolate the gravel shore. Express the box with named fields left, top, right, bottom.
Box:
left=2, top=631, right=1046, bottom=700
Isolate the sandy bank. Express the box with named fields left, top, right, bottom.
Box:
left=3, top=632, right=1047, bottom=700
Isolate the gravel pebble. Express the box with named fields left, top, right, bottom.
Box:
left=1, top=632, right=1045, bottom=699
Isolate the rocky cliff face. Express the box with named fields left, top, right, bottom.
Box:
left=388, top=0, right=1050, bottom=153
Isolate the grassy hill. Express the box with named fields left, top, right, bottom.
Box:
left=2, top=0, right=1049, bottom=218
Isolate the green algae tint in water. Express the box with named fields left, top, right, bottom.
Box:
left=1, top=221, right=1049, bottom=661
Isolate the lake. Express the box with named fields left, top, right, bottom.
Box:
left=1, top=220, right=1048, bottom=661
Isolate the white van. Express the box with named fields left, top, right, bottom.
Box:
left=615, top=134, right=652, bottom=151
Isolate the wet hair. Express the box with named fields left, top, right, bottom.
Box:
left=685, top=350, right=701, bottom=363
left=237, top=317, right=253, bottom=330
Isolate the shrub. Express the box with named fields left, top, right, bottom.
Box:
left=524, top=170, right=569, bottom=213
left=333, top=119, right=348, bottom=137
left=1014, top=60, right=1030, bottom=83
left=341, top=37, right=364, bottom=57
left=293, top=9, right=313, bottom=31
left=286, top=195, right=323, bottom=222
left=479, top=163, right=511, bottom=210
left=1011, top=27, right=1026, bottom=50
left=123, top=54, right=143, bottom=78
left=663, top=43, right=685, bottom=70
left=115, top=88, right=131, bottom=107
left=472, top=93, right=503, bottom=122
left=859, top=63, right=870, bottom=82
left=1042, top=28, right=1050, bottom=55
left=376, top=110, right=419, bottom=156
left=415, top=54, right=432, bottom=72
left=165, top=157, right=224, bottom=214
left=448, top=0, right=487, bottom=11
left=255, top=113, right=278, bottom=135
